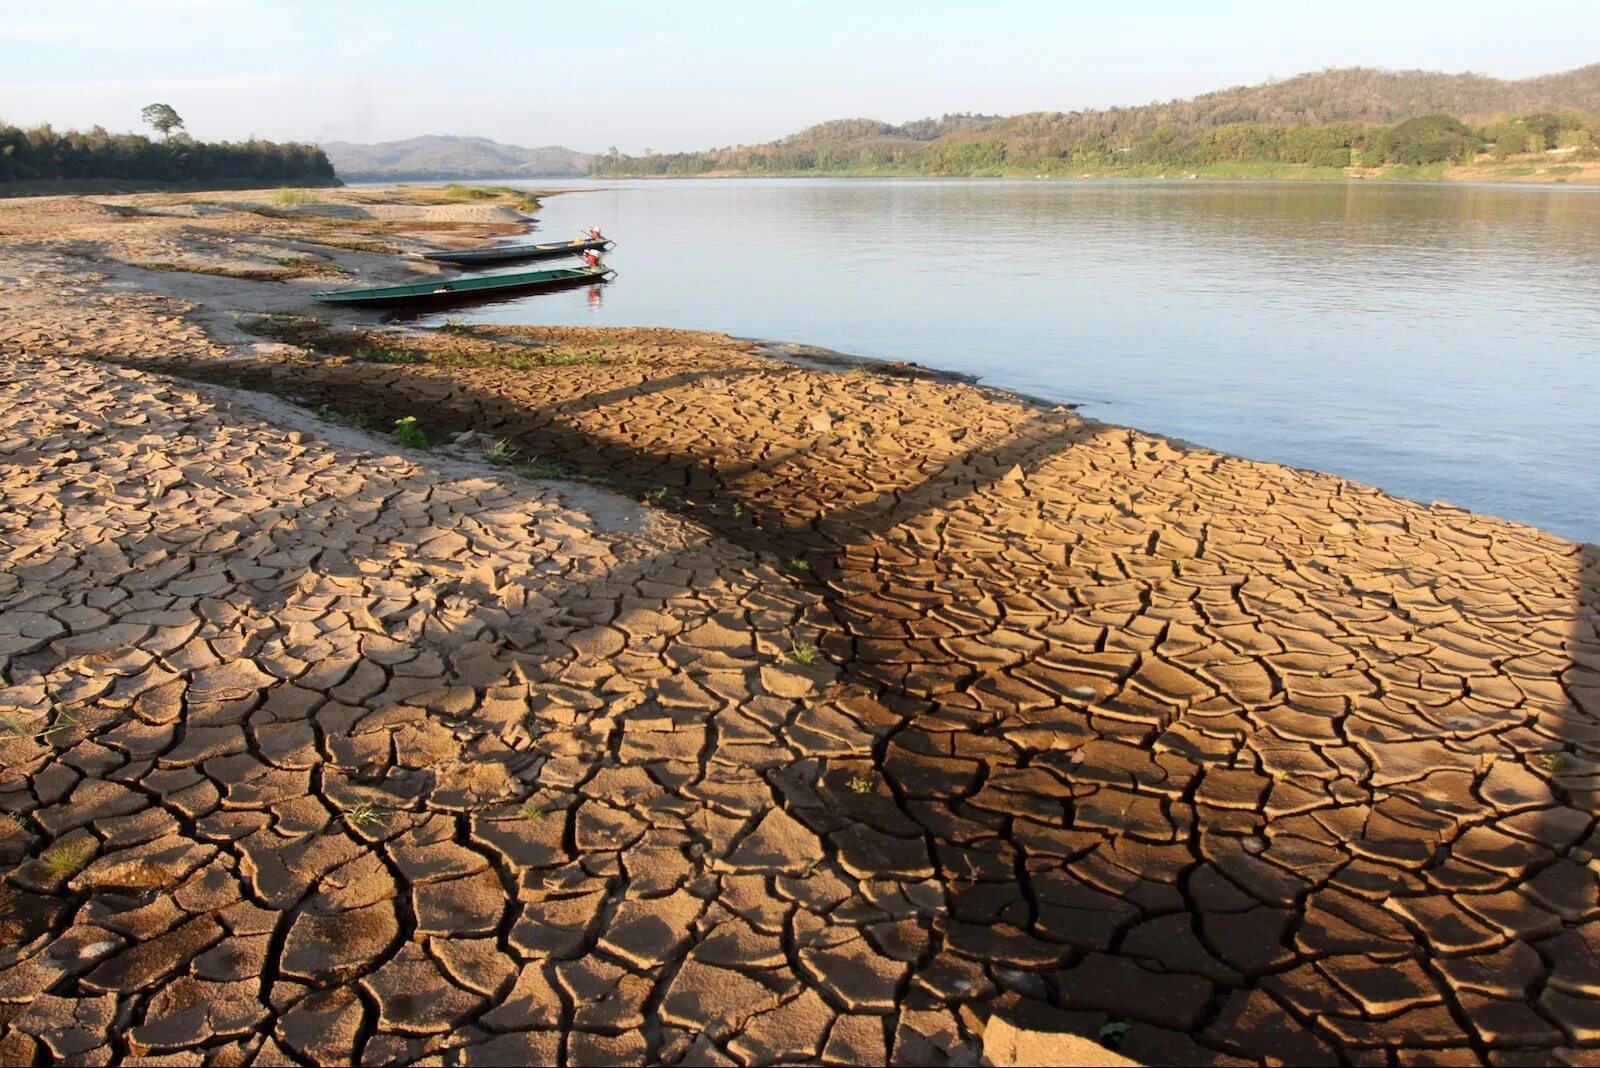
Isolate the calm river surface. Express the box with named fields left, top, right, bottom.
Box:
left=437, top=179, right=1600, bottom=542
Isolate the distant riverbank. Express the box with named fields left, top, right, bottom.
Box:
left=588, top=157, right=1600, bottom=185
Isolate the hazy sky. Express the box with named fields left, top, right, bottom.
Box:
left=4, top=0, right=1598, bottom=152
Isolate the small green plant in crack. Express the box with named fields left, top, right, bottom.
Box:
left=1538, top=752, right=1566, bottom=772
left=483, top=438, right=519, bottom=466
left=542, top=351, right=611, bottom=367
left=1097, top=1020, right=1131, bottom=1049
left=353, top=346, right=421, bottom=365
left=788, top=640, right=822, bottom=667
left=518, top=457, right=570, bottom=480
left=342, top=802, right=387, bottom=829
left=438, top=317, right=470, bottom=334
left=798, top=857, right=821, bottom=880
left=1, top=711, right=41, bottom=741
left=786, top=556, right=810, bottom=573
left=392, top=416, right=428, bottom=448
left=518, top=801, right=546, bottom=821
left=41, top=838, right=95, bottom=880
left=847, top=774, right=874, bottom=795
left=1, top=812, right=37, bottom=833
left=730, top=502, right=744, bottom=517
left=646, top=486, right=671, bottom=505
left=1, top=709, right=78, bottom=742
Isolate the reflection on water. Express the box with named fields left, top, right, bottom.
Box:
left=438, top=179, right=1600, bottom=542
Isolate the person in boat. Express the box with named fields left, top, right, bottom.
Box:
left=588, top=226, right=603, bottom=241
left=583, top=250, right=602, bottom=268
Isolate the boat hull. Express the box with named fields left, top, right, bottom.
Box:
left=421, top=238, right=614, bottom=266
left=312, top=265, right=612, bottom=308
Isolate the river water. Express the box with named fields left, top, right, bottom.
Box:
left=433, top=178, right=1600, bottom=542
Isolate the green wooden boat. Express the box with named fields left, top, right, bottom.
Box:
left=312, top=264, right=612, bottom=307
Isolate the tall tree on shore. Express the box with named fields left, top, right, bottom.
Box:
left=140, top=103, right=184, bottom=141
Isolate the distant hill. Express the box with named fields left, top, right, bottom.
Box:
left=323, top=136, right=592, bottom=181
left=590, top=64, right=1600, bottom=178
left=1065, top=63, right=1600, bottom=129
left=771, top=114, right=1001, bottom=148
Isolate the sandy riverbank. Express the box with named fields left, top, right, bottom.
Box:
left=1, top=188, right=1597, bottom=1067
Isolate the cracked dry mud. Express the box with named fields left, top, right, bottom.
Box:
left=1, top=193, right=1599, bottom=1067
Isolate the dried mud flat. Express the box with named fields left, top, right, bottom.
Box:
left=0, top=191, right=1598, bottom=1067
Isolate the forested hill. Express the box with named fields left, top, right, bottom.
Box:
left=589, top=64, right=1600, bottom=178
left=1102, top=63, right=1600, bottom=128
left=323, top=136, right=591, bottom=181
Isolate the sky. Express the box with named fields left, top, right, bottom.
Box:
left=3, top=0, right=1598, bottom=152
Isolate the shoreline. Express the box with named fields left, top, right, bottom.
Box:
left=1, top=187, right=1597, bottom=1066
left=352, top=167, right=1600, bottom=190
left=576, top=161, right=1600, bottom=187
left=480, top=179, right=1596, bottom=542
left=0, top=182, right=1582, bottom=594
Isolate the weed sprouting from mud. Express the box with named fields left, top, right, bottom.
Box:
left=41, top=838, right=96, bottom=879
left=788, top=641, right=821, bottom=666
left=342, top=803, right=387, bottom=829
left=392, top=416, right=428, bottom=448
left=484, top=438, right=519, bottom=466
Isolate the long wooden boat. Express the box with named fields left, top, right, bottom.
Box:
left=312, top=264, right=613, bottom=307
left=421, top=237, right=614, bottom=266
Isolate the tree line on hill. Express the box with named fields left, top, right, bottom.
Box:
left=589, top=64, right=1600, bottom=177
left=1085, top=110, right=1594, bottom=172
left=590, top=109, right=1598, bottom=177
left=0, top=123, right=338, bottom=188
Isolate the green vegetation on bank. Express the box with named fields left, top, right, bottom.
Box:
left=0, top=121, right=338, bottom=192
left=591, top=109, right=1598, bottom=179
left=387, top=183, right=541, bottom=212
left=272, top=187, right=322, bottom=205
left=589, top=65, right=1600, bottom=179
left=436, top=183, right=541, bottom=211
